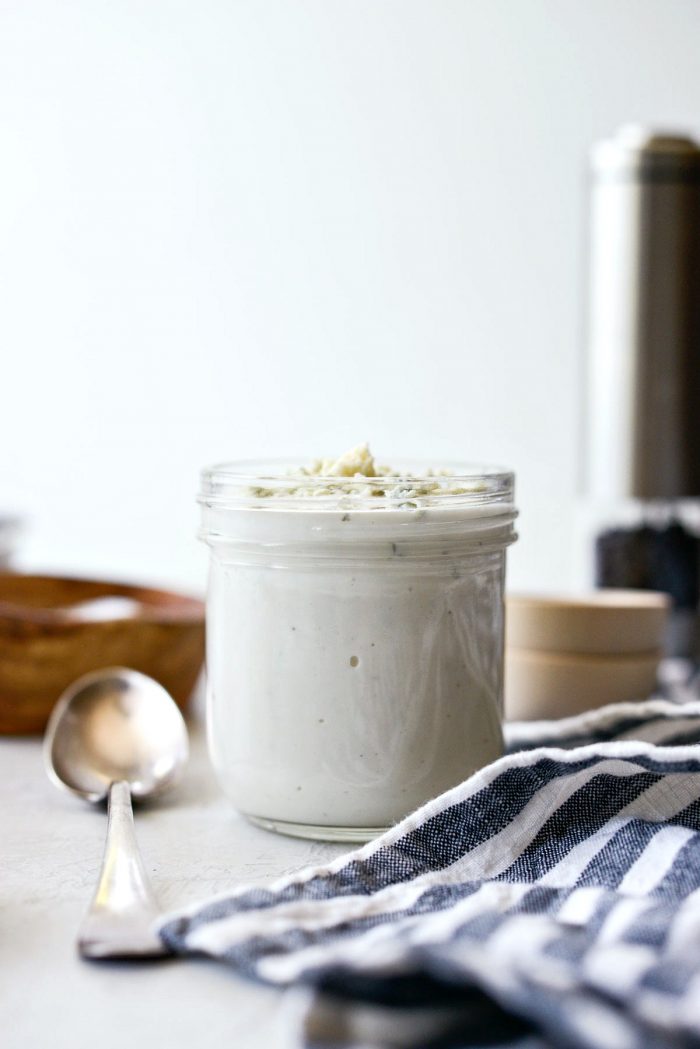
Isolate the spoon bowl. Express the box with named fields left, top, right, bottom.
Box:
left=45, top=667, right=189, bottom=803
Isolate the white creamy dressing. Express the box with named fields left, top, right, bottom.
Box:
left=203, top=446, right=515, bottom=837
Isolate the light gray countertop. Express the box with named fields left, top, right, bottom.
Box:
left=2, top=722, right=346, bottom=1049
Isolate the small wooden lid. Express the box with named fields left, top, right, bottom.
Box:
left=506, top=590, right=669, bottom=655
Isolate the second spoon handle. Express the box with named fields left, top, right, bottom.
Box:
left=78, top=780, right=168, bottom=959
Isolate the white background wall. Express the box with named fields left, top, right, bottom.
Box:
left=1, top=1, right=699, bottom=595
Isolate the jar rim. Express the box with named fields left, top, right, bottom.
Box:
left=199, top=458, right=515, bottom=513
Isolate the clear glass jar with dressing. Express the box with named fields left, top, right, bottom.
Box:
left=198, top=459, right=517, bottom=842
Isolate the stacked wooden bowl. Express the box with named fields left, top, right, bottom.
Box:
left=505, top=590, right=670, bottom=721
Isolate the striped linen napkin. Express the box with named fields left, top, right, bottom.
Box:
left=160, top=698, right=700, bottom=1049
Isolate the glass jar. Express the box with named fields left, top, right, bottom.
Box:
left=198, top=460, right=517, bottom=841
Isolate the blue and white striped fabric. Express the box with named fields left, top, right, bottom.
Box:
left=160, top=699, right=700, bottom=1049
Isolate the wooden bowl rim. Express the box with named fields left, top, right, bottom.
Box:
left=0, top=573, right=204, bottom=625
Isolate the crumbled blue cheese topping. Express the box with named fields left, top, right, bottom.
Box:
left=251, top=444, right=484, bottom=502
left=304, top=443, right=384, bottom=480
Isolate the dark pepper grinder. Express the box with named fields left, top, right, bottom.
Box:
left=584, top=126, right=700, bottom=658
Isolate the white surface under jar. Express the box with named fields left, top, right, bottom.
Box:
left=198, top=460, right=517, bottom=841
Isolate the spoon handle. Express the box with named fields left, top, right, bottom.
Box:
left=78, top=780, right=168, bottom=959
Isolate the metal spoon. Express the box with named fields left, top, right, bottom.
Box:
left=44, top=667, right=189, bottom=959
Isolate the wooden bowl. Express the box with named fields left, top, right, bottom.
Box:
left=0, top=574, right=205, bottom=735
left=505, top=648, right=661, bottom=721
